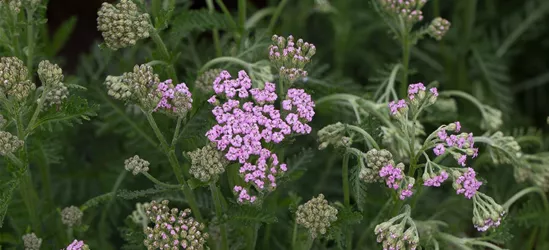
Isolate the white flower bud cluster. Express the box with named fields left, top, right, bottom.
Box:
left=22, top=233, right=42, bottom=250
left=1, top=0, right=21, bottom=13
left=194, top=68, right=222, bottom=94
left=37, top=60, right=69, bottom=107
left=124, top=155, right=150, bottom=175
left=295, top=194, right=338, bottom=239
left=428, top=17, right=451, bottom=40
left=360, top=148, right=395, bottom=183
left=317, top=122, right=351, bottom=150
left=374, top=208, right=419, bottom=250
left=378, top=0, right=426, bottom=24
left=187, top=144, right=227, bottom=182
left=97, top=0, right=151, bottom=50
left=0, top=57, right=35, bottom=101
left=144, top=200, right=209, bottom=250
left=61, top=205, right=83, bottom=227
left=105, top=75, right=132, bottom=101
left=0, top=131, right=24, bottom=155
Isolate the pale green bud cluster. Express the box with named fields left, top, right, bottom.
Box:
left=144, top=200, right=208, bottom=250
left=488, top=132, right=521, bottom=165
left=194, top=68, right=222, bottom=94
left=374, top=209, right=419, bottom=250
left=295, top=194, right=338, bottom=239
left=269, top=35, right=316, bottom=85
left=428, top=17, right=451, bottom=40
left=0, top=57, right=35, bottom=101
left=361, top=149, right=395, bottom=183
left=0, top=114, right=6, bottom=128
left=61, top=205, right=83, bottom=227
left=37, top=60, right=69, bottom=107
left=481, top=105, right=503, bottom=131
left=317, top=122, right=351, bottom=150
left=124, top=155, right=150, bottom=175
left=130, top=202, right=150, bottom=230
left=187, top=144, right=227, bottom=182
left=0, top=131, right=23, bottom=155
left=515, top=154, right=549, bottom=191
left=22, top=233, right=42, bottom=250
left=97, top=0, right=151, bottom=50
left=123, top=64, right=161, bottom=110
left=1, top=0, right=21, bottom=13
left=472, top=193, right=505, bottom=232
left=104, top=75, right=131, bottom=100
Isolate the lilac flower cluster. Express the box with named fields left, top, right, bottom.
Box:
left=433, top=122, right=478, bottom=166
left=379, top=0, right=427, bottom=23
left=374, top=211, right=419, bottom=250
left=472, top=193, right=505, bottom=232
left=379, top=164, right=414, bottom=200
left=154, top=79, right=193, bottom=116
left=423, top=171, right=448, bottom=187
left=388, top=99, right=407, bottom=116
left=65, top=239, right=88, bottom=250
left=389, top=83, right=438, bottom=117
left=408, top=82, right=438, bottom=101
left=453, top=168, right=482, bottom=199
left=269, top=35, right=316, bottom=84
left=206, top=70, right=314, bottom=204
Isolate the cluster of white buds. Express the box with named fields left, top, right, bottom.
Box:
left=295, top=194, right=338, bottom=239
left=124, top=155, right=150, bottom=175
left=105, top=64, right=162, bottom=111
left=97, top=0, right=151, bottom=50
left=104, top=75, right=131, bottom=101
left=194, top=68, right=223, bottom=94
left=378, top=0, right=427, bottom=24
left=1, top=0, right=22, bottom=13
left=317, top=122, right=351, bottom=150
left=269, top=35, right=316, bottom=85
left=374, top=206, right=419, bottom=250
left=61, top=206, right=83, bottom=227
left=472, top=192, right=505, bottom=232
left=143, top=200, right=209, bottom=250
left=428, top=17, right=451, bottom=40
left=187, top=144, right=228, bottom=183
left=0, top=57, right=35, bottom=102
left=360, top=148, right=394, bottom=183
left=0, top=131, right=24, bottom=155
left=37, top=60, right=69, bottom=107
left=22, top=233, right=42, bottom=250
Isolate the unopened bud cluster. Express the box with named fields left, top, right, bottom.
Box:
left=360, top=148, right=394, bottom=183
left=61, top=206, right=83, bottom=227
left=187, top=144, right=228, bottom=182
left=269, top=35, right=316, bottom=84
left=97, top=0, right=151, bottom=50
left=378, top=0, right=426, bottom=24
left=514, top=154, right=549, bottom=192
left=428, top=17, right=451, bottom=40
left=481, top=105, right=503, bottom=131
left=124, top=155, right=150, bottom=175
left=295, top=194, right=338, bottom=239
left=317, top=122, right=351, bottom=150
left=37, top=60, right=69, bottom=107
left=472, top=193, right=505, bottom=231
left=0, top=57, right=35, bottom=101
left=0, top=114, right=6, bottom=128
left=0, top=131, right=24, bottom=155
left=154, top=79, right=193, bottom=117
left=1, top=0, right=21, bottom=13
left=143, top=200, right=209, bottom=250
left=65, top=239, right=90, bottom=250
left=105, top=64, right=161, bottom=110
left=488, top=132, right=521, bottom=165
left=22, top=233, right=42, bottom=250
left=374, top=209, right=419, bottom=250
left=194, top=68, right=223, bottom=94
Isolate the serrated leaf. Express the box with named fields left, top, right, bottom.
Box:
left=513, top=199, right=549, bottom=228
left=0, top=179, right=19, bottom=228
left=170, top=9, right=233, bottom=39
left=30, top=96, right=98, bottom=132
left=226, top=203, right=278, bottom=226
left=350, top=165, right=368, bottom=211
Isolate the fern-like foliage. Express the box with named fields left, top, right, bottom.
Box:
left=30, top=96, right=98, bottom=132
left=513, top=198, right=548, bottom=228
left=350, top=164, right=367, bottom=212
left=0, top=179, right=19, bottom=227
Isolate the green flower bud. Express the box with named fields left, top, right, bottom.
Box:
left=187, top=144, right=228, bottom=182
left=428, top=17, right=451, bottom=40
left=61, top=205, right=83, bottom=227
left=0, top=114, right=6, bottom=128
left=0, top=131, right=24, bottom=155
left=97, top=0, right=151, bottom=50
left=22, top=232, right=42, bottom=250
left=1, top=0, right=21, bottom=13
left=0, top=57, right=35, bottom=101
left=194, top=68, right=222, bottom=94
left=37, top=60, right=63, bottom=86
left=124, top=155, right=150, bottom=175
left=121, top=64, right=161, bottom=110
left=296, top=194, right=338, bottom=239
left=104, top=75, right=132, bottom=101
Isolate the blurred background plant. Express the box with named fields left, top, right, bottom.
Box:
left=0, top=0, right=548, bottom=249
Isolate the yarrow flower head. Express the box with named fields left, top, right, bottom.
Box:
left=378, top=0, right=427, bottom=24
left=295, top=194, right=338, bottom=239
left=452, top=168, right=482, bottom=199
left=374, top=206, right=419, bottom=250
left=143, top=200, right=208, bottom=250
left=124, top=155, right=150, bottom=175
left=187, top=144, right=228, bottom=182
left=360, top=148, right=395, bottom=183
left=407, top=82, right=438, bottom=105
left=105, top=64, right=162, bottom=111
left=64, top=239, right=89, bottom=250
left=472, top=192, right=505, bottom=232
left=388, top=99, right=407, bottom=116
left=269, top=35, right=316, bottom=85
left=22, top=233, right=42, bottom=250
left=379, top=163, right=415, bottom=200
left=0, top=57, right=35, bottom=101
left=317, top=122, right=351, bottom=150
left=97, top=0, right=150, bottom=50
left=194, top=68, right=223, bottom=94
left=0, top=131, right=24, bottom=156
left=61, top=206, right=83, bottom=227
left=428, top=17, right=451, bottom=40
left=422, top=163, right=449, bottom=187
left=206, top=70, right=314, bottom=203
left=154, top=79, right=193, bottom=117
left=431, top=121, right=478, bottom=166
left=37, top=60, right=69, bottom=107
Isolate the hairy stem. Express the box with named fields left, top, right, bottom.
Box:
left=210, top=183, right=229, bottom=250
left=503, top=186, right=549, bottom=212
left=199, top=56, right=251, bottom=74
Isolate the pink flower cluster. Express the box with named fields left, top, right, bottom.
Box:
left=454, top=168, right=482, bottom=199
left=408, top=82, right=438, bottom=100
left=379, top=164, right=413, bottom=200
left=475, top=217, right=502, bottom=232
left=434, top=122, right=478, bottom=166
left=154, top=79, right=193, bottom=114
left=269, top=36, right=315, bottom=67
left=65, top=240, right=85, bottom=250
left=388, top=99, right=407, bottom=115
left=206, top=70, right=314, bottom=204
left=423, top=171, right=448, bottom=187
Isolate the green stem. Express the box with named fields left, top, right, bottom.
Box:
left=238, top=0, right=246, bottom=37
left=215, top=0, right=238, bottom=33
left=150, top=29, right=179, bottom=83
left=26, top=88, right=49, bottom=136
left=171, top=116, right=183, bottom=148
left=346, top=124, right=380, bottom=149
left=19, top=171, right=41, bottom=234
left=245, top=223, right=257, bottom=250
left=266, top=0, right=289, bottom=34
left=199, top=56, right=251, bottom=74
left=143, top=172, right=181, bottom=188
left=206, top=0, right=222, bottom=57
left=210, top=183, right=229, bottom=250
left=342, top=153, right=352, bottom=250
left=5, top=153, right=24, bottom=167
left=440, top=90, right=487, bottom=118
left=502, top=187, right=549, bottom=212
left=26, top=8, right=35, bottom=81
left=291, top=218, right=298, bottom=249
left=305, top=235, right=315, bottom=250
left=400, top=33, right=410, bottom=97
